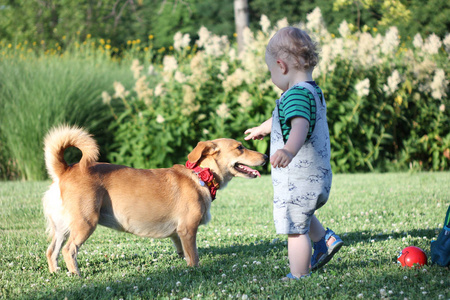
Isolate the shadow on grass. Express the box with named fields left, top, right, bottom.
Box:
left=29, top=228, right=440, bottom=299
left=342, top=228, right=438, bottom=246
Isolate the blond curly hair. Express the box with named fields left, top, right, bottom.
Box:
left=266, top=27, right=319, bottom=71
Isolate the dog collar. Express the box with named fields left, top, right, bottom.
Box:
left=185, top=161, right=220, bottom=200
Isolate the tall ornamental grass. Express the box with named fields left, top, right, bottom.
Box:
left=0, top=45, right=133, bottom=180
left=105, top=8, right=449, bottom=173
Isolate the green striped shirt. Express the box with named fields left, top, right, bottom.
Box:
left=278, top=82, right=323, bottom=142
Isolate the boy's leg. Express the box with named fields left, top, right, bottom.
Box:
left=288, top=234, right=312, bottom=278
left=309, top=215, right=326, bottom=242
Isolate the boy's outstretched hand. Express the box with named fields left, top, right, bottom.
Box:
left=244, top=118, right=273, bottom=141
left=244, top=127, right=266, bottom=141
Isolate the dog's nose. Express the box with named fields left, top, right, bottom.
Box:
left=263, top=154, right=269, bottom=164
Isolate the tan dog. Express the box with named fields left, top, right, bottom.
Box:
left=43, top=125, right=267, bottom=276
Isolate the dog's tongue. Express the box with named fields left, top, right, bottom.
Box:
left=242, top=165, right=261, bottom=177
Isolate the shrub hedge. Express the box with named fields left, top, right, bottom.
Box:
left=0, top=8, right=449, bottom=180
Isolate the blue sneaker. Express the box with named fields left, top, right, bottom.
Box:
left=311, top=228, right=343, bottom=271
left=281, top=272, right=311, bottom=281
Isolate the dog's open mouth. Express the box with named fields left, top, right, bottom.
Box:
left=234, top=163, right=261, bottom=178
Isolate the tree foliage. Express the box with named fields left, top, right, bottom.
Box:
left=0, top=0, right=448, bottom=50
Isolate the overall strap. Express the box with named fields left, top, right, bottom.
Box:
left=295, top=82, right=325, bottom=105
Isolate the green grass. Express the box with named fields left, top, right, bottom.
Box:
left=1, top=173, right=449, bottom=299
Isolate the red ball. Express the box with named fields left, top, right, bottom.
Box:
left=397, top=246, right=427, bottom=267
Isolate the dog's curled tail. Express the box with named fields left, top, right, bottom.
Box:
left=44, top=125, right=99, bottom=181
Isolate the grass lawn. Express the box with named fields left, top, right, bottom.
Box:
left=0, top=172, right=449, bottom=299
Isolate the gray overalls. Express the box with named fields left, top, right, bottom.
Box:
left=270, top=82, right=332, bottom=235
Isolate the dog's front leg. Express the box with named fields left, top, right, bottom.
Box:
left=169, top=233, right=184, bottom=258
left=177, top=224, right=199, bottom=266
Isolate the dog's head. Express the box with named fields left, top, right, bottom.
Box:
left=187, top=139, right=268, bottom=188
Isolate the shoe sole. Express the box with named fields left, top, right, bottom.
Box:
left=311, top=241, right=343, bottom=271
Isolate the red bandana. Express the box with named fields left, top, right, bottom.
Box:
left=185, top=161, right=220, bottom=200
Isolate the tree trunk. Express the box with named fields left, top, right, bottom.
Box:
left=234, top=0, right=249, bottom=54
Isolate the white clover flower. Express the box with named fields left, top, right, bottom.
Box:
left=430, top=69, right=448, bottom=100
left=176, top=281, right=182, bottom=286
left=216, top=103, right=230, bottom=119
left=413, top=33, right=424, bottom=49
left=355, top=78, right=370, bottom=98
left=113, top=81, right=130, bottom=99
left=163, top=55, right=178, bottom=73
left=260, top=15, right=271, bottom=34
left=423, top=33, right=442, bottom=55
left=101, top=91, right=112, bottom=105
left=383, top=70, right=402, bottom=96
left=381, top=27, right=400, bottom=55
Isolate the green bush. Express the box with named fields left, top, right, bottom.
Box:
left=106, top=11, right=449, bottom=173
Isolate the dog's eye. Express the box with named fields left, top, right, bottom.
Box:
left=237, top=145, right=244, bottom=150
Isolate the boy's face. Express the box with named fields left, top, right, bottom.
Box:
left=265, top=52, right=288, bottom=92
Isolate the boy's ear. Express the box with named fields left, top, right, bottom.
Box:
left=277, top=59, right=288, bottom=74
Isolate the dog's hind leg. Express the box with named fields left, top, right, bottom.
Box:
left=62, top=219, right=97, bottom=276
left=46, top=220, right=68, bottom=273
left=43, top=184, right=69, bottom=273
left=170, top=233, right=184, bottom=258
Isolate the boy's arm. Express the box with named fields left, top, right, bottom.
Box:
left=244, top=117, right=272, bottom=140
left=270, top=117, right=309, bottom=168
left=283, top=117, right=309, bottom=156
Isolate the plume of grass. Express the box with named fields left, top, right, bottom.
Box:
left=0, top=54, right=132, bottom=180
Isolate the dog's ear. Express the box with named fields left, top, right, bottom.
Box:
left=187, top=141, right=218, bottom=164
